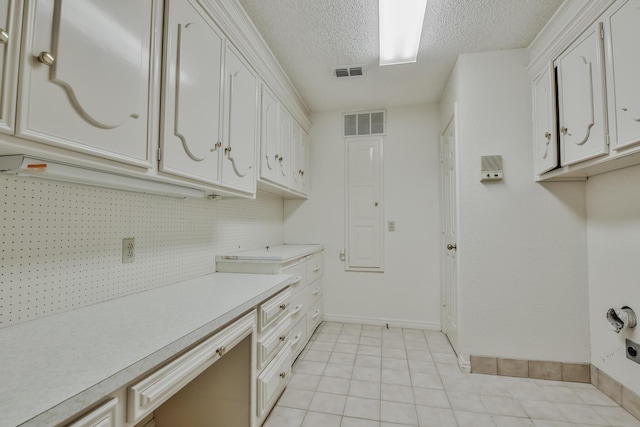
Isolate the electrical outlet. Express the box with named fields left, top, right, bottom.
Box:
left=626, top=339, right=640, bottom=364
left=122, top=238, right=135, bottom=264
left=388, top=221, right=395, bottom=232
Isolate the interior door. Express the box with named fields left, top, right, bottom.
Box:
left=441, top=113, right=459, bottom=355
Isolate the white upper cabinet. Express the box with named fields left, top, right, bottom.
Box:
left=290, top=119, right=303, bottom=193
left=160, top=0, right=224, bottom=184
left=300, top=129, right=310, bottom=194
left=532, top=63, right=558, bottom=175
left=603, top=0, right=640, bottom=151
left=260, top=86, right=280, bottom=184
left=17, top=0, right=160, bottom=168
left=0, top=0, right=21, bottom=135
left=220, top=45, right=258, bottom=194
left=555, top=23, right=608, bottom=166
left=277, top=104, right=291, bottom=187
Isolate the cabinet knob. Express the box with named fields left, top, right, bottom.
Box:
left=279, top=303, right=287, bottom=310
left=544, top=132, right=551, bottom=140
left=0, top=29, right=8, bottom=44
left=225, top=146, right=231, bottom=154
left=37, top=51, right=55, bottom=66
left=560, top=126, right=568, bottom=135
left=279, top=371, right=287, bottom=379
left=216, top=346, right=226, bottom=357
left=274, top=153, right=280, bottom=160
left=278, top=156, right=284, bottom=163
left=210, top=141, right=222, bottom=152
left=279, top=335, right=286, bottom=341
left=447, top=244, right=457, bottom=251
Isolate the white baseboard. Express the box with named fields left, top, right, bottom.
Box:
left=323, top=313, right=441, bottom=331
left=457, top=353, right=470, bottom=373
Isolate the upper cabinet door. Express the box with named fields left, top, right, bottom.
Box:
left=300, top=129, right=310, bottom=195
left=260, top=86, right=280, bottom=184
left=603, top=0, right=640, bottom=151
left=289, top=119, right=302, bottom=193
left=17, top=0, right=160, bottom=167
left=160, top=0, right=223, bottom=184
left=0, top=0, right=22, bottom=135
left=277, top=105, right=291, bottom=187
left=556, top=23, right=609, bottom=166
left=532, top=63, right=558, bottom=175
left=221, top=44, right=258, bottom=194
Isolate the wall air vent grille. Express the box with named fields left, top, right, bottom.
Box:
left=333, top=65, right=365, bottom=78
left=343, top=110, right=386, bottom=137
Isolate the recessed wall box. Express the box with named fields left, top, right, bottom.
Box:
left=481, top=155, right=503, bottom=182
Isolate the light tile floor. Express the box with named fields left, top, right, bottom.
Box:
left=264, top=322, right=640, bottom=427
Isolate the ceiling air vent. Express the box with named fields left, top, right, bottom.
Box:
left=333, top=65, right=365, bottom=79
left=343, top=110, right=386, bottom=137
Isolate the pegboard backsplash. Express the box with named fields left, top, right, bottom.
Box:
left=0, top=175, right=284, bottom=327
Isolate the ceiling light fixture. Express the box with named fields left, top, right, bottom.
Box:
left=378, top=0, right=428, bottom=66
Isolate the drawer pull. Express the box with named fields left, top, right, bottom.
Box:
left=312, top=287, right=320, bottom=296
left=312, top=309, right=320, bottom=320
left=291, top=276, right=302, bottom=285
left=290, top=333, right=301, bottom=347
left=279, top=371, right=287, bottom=379
left=312, top=265, right=320, bottom=272
left=279, top=303, right=287, bottom=311
left=290, top=304, right=302, bottom=317
left=216, top=346, right=227, bottom=357
left=279, top=335, right=286, bottom=342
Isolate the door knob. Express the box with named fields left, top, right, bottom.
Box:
left=447, top=244, right=457, bottom=250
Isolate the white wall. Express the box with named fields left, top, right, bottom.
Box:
left=587, top=165, right=640, bottom=395
left=0, top=175, right=284, bottom=327
left=284, top=104, right=442, bottom=329
left=440, top=49, right=590, bottom=363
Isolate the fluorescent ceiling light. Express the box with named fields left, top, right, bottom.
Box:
left=379, top=0, right=428, bottom=66
left=0, top=155, right=206, bottom=198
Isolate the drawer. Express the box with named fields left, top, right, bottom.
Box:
left=307, top=251, right=324, bottom=284
left=67, top=398, right=118, bottom=427
left=128, top=310, right=256, bottom=423
left=282, top=262, right=307, bottom=296
left=307, top=300, right=323, bottom=337
left=257, top=344, right=291, bottom=418
left=259, top=288, right=291, bottom=332
left=307, top=277, right=323, bottom=308
left=289, top=284, right=308, bottom=324
left=258, top=316, right=291, bottom=370
left=289, top=315, right=307, bottom=360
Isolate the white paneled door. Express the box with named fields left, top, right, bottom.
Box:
left=441, top=113, right=459, bottom=355
left=345, top=137, right=383, bottom=272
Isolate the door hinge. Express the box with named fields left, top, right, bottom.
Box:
left=157, top=147, right=162, bottom=162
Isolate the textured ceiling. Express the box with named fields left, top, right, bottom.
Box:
left=236, top=0, right=564, bottom=112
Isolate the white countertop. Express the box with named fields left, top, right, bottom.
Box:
left=0, top=272, right=294, bottom=427
left=216, top=244, right=323, bottom=263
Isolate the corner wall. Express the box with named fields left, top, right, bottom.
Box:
left=586, top=165, right=640, bottom=396
left=284, top=104, right=442, bottom=329
left=440, top=49, right=590, bottom=363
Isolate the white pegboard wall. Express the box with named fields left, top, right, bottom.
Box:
left=0, top=175, right=284, bottom=327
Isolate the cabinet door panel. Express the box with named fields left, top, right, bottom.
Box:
left=221, top=45, right=257, bottom=193
left=17, top=0, right=158, bottom=167
left=260, top=86, right=280, bottom=183
left=533, top=64, right=558, bottom=175
left=605, top=0, right=640, bottom=150
left=556, top=24, right=608, bottom=166
left=300, top=129, right=310, bottom=195
left=160, top=0, right=223, bottom=184
left=290, top=120, right=302, bottom=192
left=278, top=105, right=291, bottom=187
left=0, top=0, right=21, bottom=135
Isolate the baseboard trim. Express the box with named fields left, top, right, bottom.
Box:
left=323, top=313, right=441, bottom=331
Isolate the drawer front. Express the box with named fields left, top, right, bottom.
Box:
left=259, top=288, right=291, bottom=332
left=307, top=300, right=323, bottom=337
left=258, top=316, right=291, bottom=370
left=307, top=277, right=323, bottom=308
left=67, top=398, right=118, bottom=427
left=128, top=310, right=256, bottom=423
left=289, top=284, right=308, bottom=324
left=307, top=252, right=324, bottom=284
left=282, top=262, right=307, bottom=296
left=290, top=315, right=307, bottom=360
left=257, top=344, right=292, bottom=418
